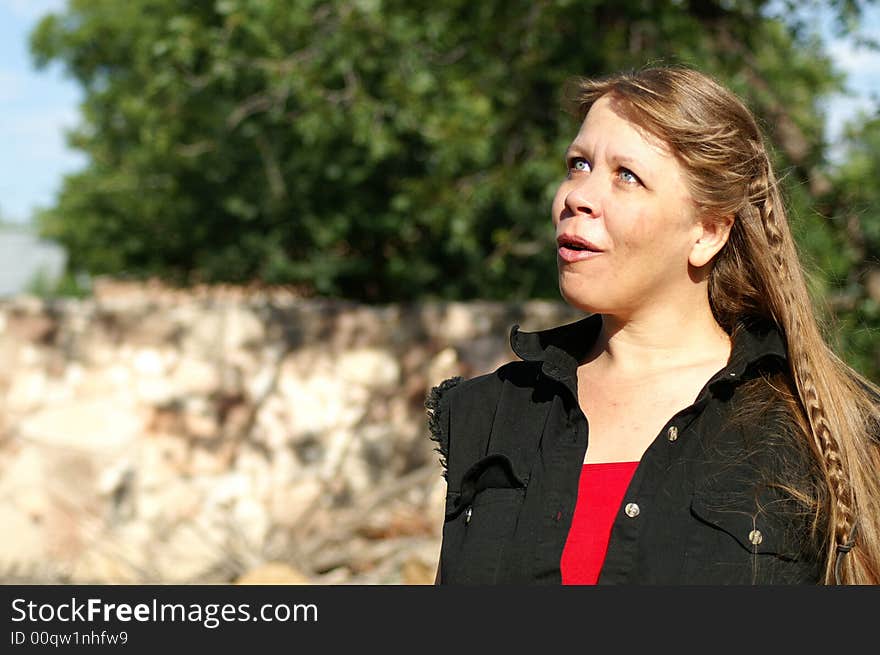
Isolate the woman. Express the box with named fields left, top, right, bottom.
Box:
left=426, top=66, right=880, bottom=585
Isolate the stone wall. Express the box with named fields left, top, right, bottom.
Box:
left=0, top=282, right=582, bottom=584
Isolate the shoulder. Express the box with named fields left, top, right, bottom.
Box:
left=724, top=370, right=814, bottom=468
left=703, top=368, right=818, bottom=486
left=424, top=360, right=543, bottom=481
left=697, top=369, right=828, bottom=572
left=426, top=360, right=543, bottom=414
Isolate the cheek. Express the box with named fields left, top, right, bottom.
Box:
left=615, top=208, right=658, bottom=252
left=550, top=191, right=565, bottom=224
left=616, top=205, right=690, bottom=256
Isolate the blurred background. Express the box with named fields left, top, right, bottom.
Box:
left=0, top=0, right=878, bottom=584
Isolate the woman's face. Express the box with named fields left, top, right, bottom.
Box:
left=552, top=94, right=702, bottom=317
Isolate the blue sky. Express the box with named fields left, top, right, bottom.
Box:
left=0, top=0, right=83, bottom=224
left=0, top=0, right=878, bottom=225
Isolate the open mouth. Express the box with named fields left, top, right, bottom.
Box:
left=556, top=234, right=603, bottom=252
left=557, top=234, right=604, bottom=263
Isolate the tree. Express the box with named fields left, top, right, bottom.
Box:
left=30, top=0, right=874, bottom=307
left=814, top=110, right=880, bottom=379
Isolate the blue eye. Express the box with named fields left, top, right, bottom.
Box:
left=618, top=168, right=640, bottom=185
left=570, top=158, right=591, bottom=172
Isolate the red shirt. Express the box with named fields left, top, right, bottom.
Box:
left=561, top=461, right=639, bottom=584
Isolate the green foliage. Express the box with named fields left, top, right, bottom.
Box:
left=28, top=0, right=880, bottom=374
left=25, top=269, right=92, bottom=300
left=817, top=110, right=880, bottom=379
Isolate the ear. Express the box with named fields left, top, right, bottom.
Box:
left=689, top=214, right=734, bottom=268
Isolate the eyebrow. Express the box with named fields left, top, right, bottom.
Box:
left=564, top=145, right=585, bottom=162
left=613, top=155, right=645, bottom=172
left=564, top=145, right=646, bottom=171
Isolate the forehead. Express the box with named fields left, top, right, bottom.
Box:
left=572, top=95, right=675, bottom=161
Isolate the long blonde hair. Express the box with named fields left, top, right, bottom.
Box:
left=565, top=66, right=880, bottom=584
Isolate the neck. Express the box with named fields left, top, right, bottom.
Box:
left=587, top=300, right=731, bottom=377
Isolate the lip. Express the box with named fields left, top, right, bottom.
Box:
left=556, top=233, right=605, bottom=263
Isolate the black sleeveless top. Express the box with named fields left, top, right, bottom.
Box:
left=426, top=313, right=824, bottom=584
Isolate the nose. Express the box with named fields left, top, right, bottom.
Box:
left=561, top=176, right=602, bottom=220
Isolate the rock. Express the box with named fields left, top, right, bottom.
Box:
left=5, top=311, right=58, bottom=344
left=336, top=348, right=400, bottom=389
left=443, top=301, right=490, bottom=341
left=267, top=477, right=323, bottom=528
left=170, top=357, right=221, bottom=395
left=132, top=348, right=167, bottom=376
left=401, top=557, right=435, bottom=585
left=187, top=442, right=235, bottom=475
left=234, top=562, right=312, bottom=585
left=0, top=291, right=581, bottom=584
left=151, top=518, right=227, bottom=583
left=136, top=476, right=201, bottom=524
left=222, top=305, right=265, bottom=350
left=184, top=412, right=221, bottom=440
left=232, top=497, right=271, bottom=548
left=252, top=395, right=294, bottom=449
left=0, top=505, right=49, bottom=572
left=426, top=477, right=447, bottom=538
left=5, top=370, right=49, bottom=413
left=427, top=347, right=460, bottom=388
left=18, top=399, right=143, bottom=453
left=279, top=357, right=366, bottom=436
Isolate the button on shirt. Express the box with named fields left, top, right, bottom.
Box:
left=428, top=313, right=824, bottom=585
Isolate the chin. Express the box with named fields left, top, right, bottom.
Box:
left=558, top=279, right=603, bottom=315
